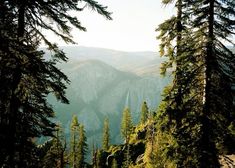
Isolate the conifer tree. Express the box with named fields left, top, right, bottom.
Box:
left=42, top=138, right=64, bottom=168
left=140, top=101, right=149, bottom=124
left=77, top=124, right=88, bottom=168
left=0, top=0, right=112, bottom=167
left=121, top=107, right=133, bottom=167
left=42, top=125, right=67, bottom=168
left=185, top=0, right=235, bottom=166
left=92, top=142, right=98, bottom=168
left=156, top=0, right=201, bottom=166
left=42, top=138, right=60, bottom=168
left=121, top=107, right=133, bottom=143
left=55, top=125, right=67, bottom=168
left=157, top=0, right=235, bottom=167
left=102, top=117, right=110, bottom=151
left=70, top=115, right=79, bottom=168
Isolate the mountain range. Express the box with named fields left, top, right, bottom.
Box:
left=47, top=46, right=170, bottom=149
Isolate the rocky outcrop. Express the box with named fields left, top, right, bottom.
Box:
left=220, top=155, right=235, bottom=168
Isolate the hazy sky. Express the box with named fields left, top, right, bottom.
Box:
left=47, top=0, right=174, bottom=52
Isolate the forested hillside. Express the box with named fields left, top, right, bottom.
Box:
left=0, top=0, right=234, bottom=168
left=46, top=47, right=170, bottom=148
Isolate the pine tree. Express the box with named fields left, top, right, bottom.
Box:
left=156, top=0, right=235, bottom=167
left=140, top=101, right=149, bottom=124
left=185, top=0, right=235, bottom=166
left=77, top=124, right=88, bottom=168
left=102, top=117, right=110, bottom=151
left=146, top=113, right=155, bottom=162
left=41, top=125, right=67, bottom=168
left=70, top=115, right=79, bottom=168
left=121, top=107, right=133, bottom=167
left=156, top=0, right=201, bottom=166
left=121, top=107, right=133, bottom=143
left=42, top=138, right=59, bottom=168
left=42, top=138, right=63, bottom=168
left=92, top=142, right=98, bottom=168
left=0, top=0, right=112, bottom=167
left=55, top=125, right=67, bottom=168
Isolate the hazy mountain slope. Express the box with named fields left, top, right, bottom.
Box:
left=44, top=46, right=165, bottom=76
left=49, top=59, right=170, bottom=146
left=44, top=46, right=172, bottom=157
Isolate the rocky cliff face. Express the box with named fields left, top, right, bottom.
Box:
left=47, top=46, right=170, bottom=148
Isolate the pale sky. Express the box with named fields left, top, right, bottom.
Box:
left=46, top=0, right=174, bottom=52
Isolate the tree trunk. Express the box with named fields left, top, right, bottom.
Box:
left=8, top=3, right=26, bottom=166
left=200, top=0, right=219, bottom=167
left=174, top=0, right=183, bottom=126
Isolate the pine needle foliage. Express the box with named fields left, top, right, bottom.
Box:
left=102, top=117, right=110, bottom=151
left=121, top=107, right=133, bottom=143
left=121, top=107, right=133, bottom=168
left=70, top=115, right=79, bottom=168
left=140, top=101, right=149, bottom=124
left=0, top=0, right=112, bottom=166
left=77, top=124, right=88, bottom=168
left=156, top=0, right=235, bottom=167
left=42, top=130, right=66, bottom=168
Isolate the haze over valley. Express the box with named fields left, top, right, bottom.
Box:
left=47, top=46, right=170, bottom=146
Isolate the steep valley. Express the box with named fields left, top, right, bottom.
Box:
left=47, top=46, right=170, bottom=151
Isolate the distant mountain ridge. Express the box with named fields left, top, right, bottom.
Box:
left=47, top=46, right=170, bottom=150
left=45, top=46, right=165, bottom=76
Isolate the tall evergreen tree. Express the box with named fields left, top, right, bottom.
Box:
left=102, top=117, right=110, bottom=151
left=42, top=138, right=64, bottom=168
left=121, top=107, right=133, bottom=143
left=55, top=125, right=67, bottom=168
left=70, top=115, right=80, bottom=168
left=185, top=0, right=235, bottom=166
left=156, top=0, right=201, bottom=166
left=0, top=0, right=112, bottom=166
left=121, top=107, right=133, bottom=167
left=41, top=125, right=67, bottom=168
left=157, top=0, right=235, bottom=167
left=41, top=138, right=59, bottom=168
left=140, top=101, right=149, bottom=124
left=77, top=124, right=88, bottom=168
left=92, top=142, right=98, bottom=168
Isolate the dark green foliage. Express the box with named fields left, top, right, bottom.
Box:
left=41, top=138, right=64, bottom=168
left=97, top=149, right=110, bottom=168
left=70, top=115, right=80, bottom=168
left=92, top=143, right=99, bottom=168
left=156, top=0, right=235, bottom=167
left=140, top=101, right=149, bottom=124
left=156, top=0, right=202, bottom=166
left=38, top=126, right=68, bottom=168
left=121, top=107, right=133, bottom=143
left=94, top=112, right=155, bottom=168
left=102, top=117, right=110, bottom=151
left=0, top=0, right=111, bottom=166
left=184, top=0, right=235, bottom=166
left=96, top=142, right=145, bottom=168
left=38, top=125, right=67, bottom=168
left=70, top=117, right=88, bottom=168
left=77, top=124, right=88, bottom=168
left=120, top=107, right=133, bottom=167
left=37, top=139, right=55, bottom=163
